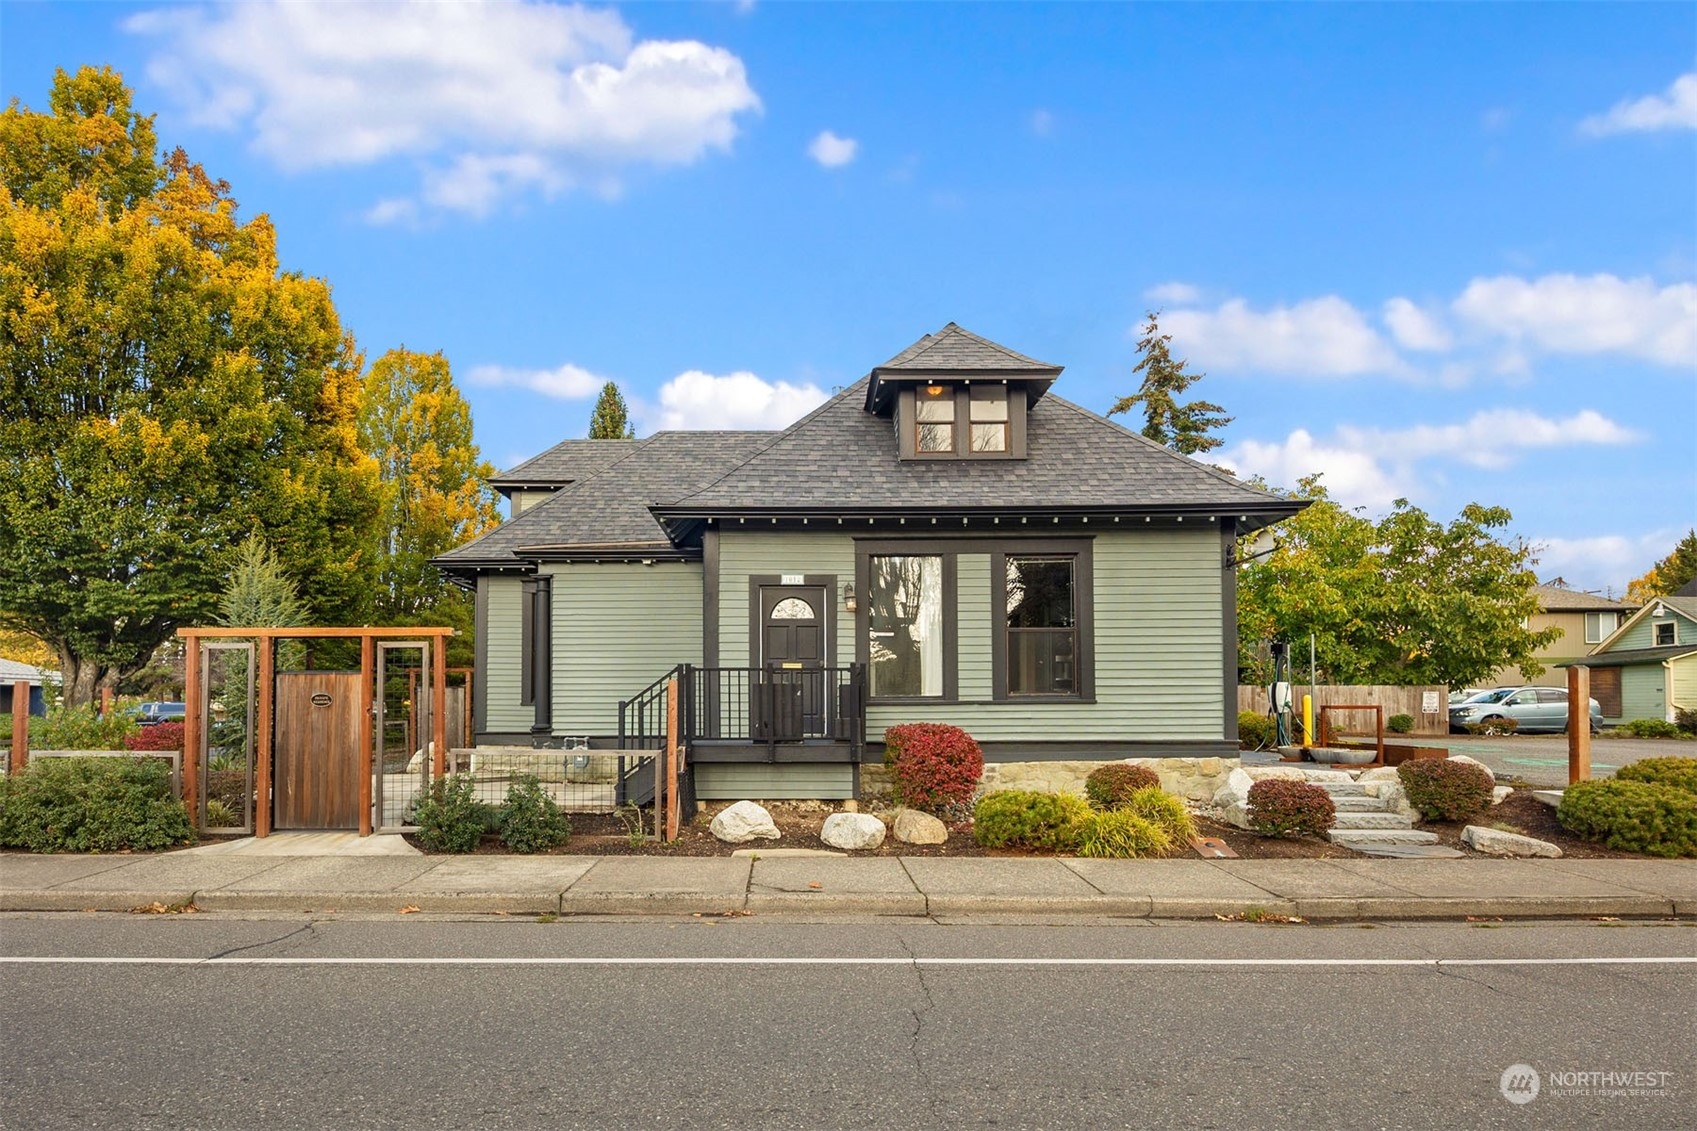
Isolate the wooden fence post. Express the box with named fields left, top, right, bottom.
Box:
left=9, top=682, right=27, bottom=775
left=256, top=635, right=275, bottom=838
left=1568, top=665, right=1591, bottom=785
left=183, top=641, right=200, bottom=813
left=665, top=677, right=680, bottom=843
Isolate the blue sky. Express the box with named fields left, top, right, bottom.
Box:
left=4, top=1, right=1694, bottom=594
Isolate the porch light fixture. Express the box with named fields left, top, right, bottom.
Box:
left=924, top=384, right=945, bottom=396
left=843, top=584, right=857, bottom=613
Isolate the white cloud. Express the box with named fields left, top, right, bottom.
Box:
left=1532, top=528, right=1683, bottom=596
left=1162, top=296, right=1404, bottom=376
left=1224, top=408, right=1638, bottom=513
left=1452, top=273, right=1697, bottom=367
left=1382, top=297, right=1453, bottom=352
left=1579, top=72, right=1697, bottom=136
left=125, top=0, right=760, bottom=216
left=1144, top=281, right=1202, bottom=306
left=649, top=370, right=827, bottom=430
left=468, top=362, right=606, bottom=399
left=807, top=130, right=858, bottom=168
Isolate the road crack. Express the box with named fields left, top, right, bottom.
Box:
left=205, top=921, right=317, bottom=962
left=896, top=932, right=944, bottom=1124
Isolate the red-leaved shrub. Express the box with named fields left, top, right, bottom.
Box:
left=1247, top=779, right=1336, bottom=837
left=884, top=723, right=984, bottom=815
left=1085, top=763, right=1161, bottom=809
left=1397, top=758, right=1493, bottom=821
left=125, top=722, right=186, bottom=752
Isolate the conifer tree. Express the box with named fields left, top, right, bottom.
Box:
left=1109, top=311, right=1232, bottom=455
left=587, top=381, right=636, bottom=439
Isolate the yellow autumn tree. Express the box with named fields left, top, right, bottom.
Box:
left=0, top=67, right=381, bottom=706
left=358, top=348, right=501, bottom=661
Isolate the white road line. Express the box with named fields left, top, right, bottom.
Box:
left=2, top=956, right=1693, bottom=967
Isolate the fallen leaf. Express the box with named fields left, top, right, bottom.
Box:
left=807, top=881, right=822, bottom=890
left=398, top=905, right=421, bottom=915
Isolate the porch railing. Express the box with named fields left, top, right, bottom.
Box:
left=619, top=664, right=866, bottom=756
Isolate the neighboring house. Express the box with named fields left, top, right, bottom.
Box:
left=435, top=324, right=1304, bottom=799
left=0, top=658, right=51, bottom=716
left=1559, top=594, right=1697, bottom=725
left=1487, top=583, right=1638, bottom=689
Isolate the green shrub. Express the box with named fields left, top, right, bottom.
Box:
left=1247, top=779, right=1336, bottom=837
left=28, top=706, right=138, bottom=751
left=1676, top=707, right=1697, bottom=736
left=1614, top=757, right=1697, bottom=795
left=884, top=723, right=984, bottom=816
left=1397, top=758, right=1494, bottom=821
left=1120, top=786, right=1197, bottom=846
left=1387, top=713, right=1414, bottom=734
left=412, top=773, right=491, bottom=853
left=1616, top=718, right=1684, bottom=740
left=1085, top=763, right=1161, bottom=809
left=498, top=774, right=571, bottom=853
left=0, top=756, right=195, bottom=852
left=972, top=790, right=1091, bottom=851
left=204, top=798, right=237, bottom=828
left=1237, top=712, right=1274, bottom=751
left=1557, top=779, right=1697, bottom=858
left=1074, top=809, right=1171, bottom=858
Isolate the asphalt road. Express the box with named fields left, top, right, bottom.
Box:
left=3, top=914, right=1694, bottom=1130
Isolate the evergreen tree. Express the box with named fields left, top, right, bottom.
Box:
left=587, top=381, right=636, bottom=439
left=219, top=535, right=308, bottom=629
left=1109, top=311, right=1232, bottom=455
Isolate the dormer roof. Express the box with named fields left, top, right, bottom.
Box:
left=865, top=322, right=1062, bottom=413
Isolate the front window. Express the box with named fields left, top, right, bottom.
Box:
left=868, top=555, right=944, bottom=697
left=915, top=386, right=954, bottom=453
left=1655, top=621, right=1676, bottom=646
left=1006, top=556, right=1076, bottom=695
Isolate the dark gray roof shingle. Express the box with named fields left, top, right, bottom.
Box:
left=1533, top=584, right=1636, bottom=612
left=659, top=378, right=1294, bottom=518
left=875, top=322, right=1060, bottom=373
left=491, top=438, right=644, bottom=488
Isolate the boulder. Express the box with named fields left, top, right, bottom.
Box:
left=1461, top=825, right=1561, bottom=858
left=1491, top=785, right=1514, bottom=805
left=1446, top=753, right=1495, bottom=784
left=710, top=800, right=781, bottom=844
left=1358, top=766, right=1402, bottom=784
left=1241, top=766, right=1308, bottom=783
left=892, top=808, right=949, bottom=846
left=821, top=812, right=887, bottom=851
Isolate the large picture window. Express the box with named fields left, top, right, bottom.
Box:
left=1004, top=556, right=1076, bottom=695
left=868, top=555, right=944, bottom=697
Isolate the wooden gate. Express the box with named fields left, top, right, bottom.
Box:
left=274, top=672, right=363, bottom=829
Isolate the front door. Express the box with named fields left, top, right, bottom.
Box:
left=759, top=586, right=827, bottom=739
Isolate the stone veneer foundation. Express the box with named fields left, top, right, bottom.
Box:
left=978, top=757, right=1238, bottom=803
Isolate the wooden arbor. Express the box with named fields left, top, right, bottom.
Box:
left=177, top=626, right=454, bottom=837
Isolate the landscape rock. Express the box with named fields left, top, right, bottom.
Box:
left=710, top=801, right=781, bottom=844
left=1491, top=785, right=1513, bottom=805
left=1357, top=766, right=1402, bottom=784
left=892, top=808, right=949, bottom=846
left=1446, top=754, right=1495, bottom=784
left=820, top=812, right=887, bottom=851
left=1461, top=825, right=1562, bottom=858
left=1241, top=767, right=1308, bottom=783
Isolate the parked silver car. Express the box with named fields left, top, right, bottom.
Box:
left=1448, top=686, right=1601, bottom=735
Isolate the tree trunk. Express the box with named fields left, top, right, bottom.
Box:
left=55, top=646, right=112, bottom=711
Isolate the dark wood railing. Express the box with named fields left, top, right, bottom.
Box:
left=619, top=664, right=866, bottom=758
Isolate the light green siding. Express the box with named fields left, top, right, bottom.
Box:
left=1612, top=610, right=1692, bottom=651
left=482, top=576, right=530, bottom=733
left=696, top=763, right=854, bottom=799
left=718, top=526, right=1225, bottom=744
left=1671, top=656, right=1697, bottom=713
left=1618, top=664, right=1668, bottom=723
left=546, top=562, right=702, bottom=737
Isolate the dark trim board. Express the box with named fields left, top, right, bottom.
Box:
left=1220, top=518, right=1238, bottom=744
left=690, top=740, right=858, bottom=764
left=702, top=529, right=720, bottom=668
left=860, top=739, right=1242, bottom=763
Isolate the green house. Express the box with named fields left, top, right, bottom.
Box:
left=434, top=325, right=1303, bottom=799
left=1560, top=588, right=1697, bottom=727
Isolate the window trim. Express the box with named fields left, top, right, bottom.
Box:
left=854, top=548, right=957, bottom=704
left=1654, top=621, right=1677, bottom=646
left=1584, top=611, right=1618, bottom=644
left=895, top=385, right=1028, bottom=460
left=992, top=542, right=1095, bottom=702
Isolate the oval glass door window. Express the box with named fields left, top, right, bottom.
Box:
left=770, top=597, right=817, bottom=620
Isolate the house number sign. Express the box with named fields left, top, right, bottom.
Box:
left=780, top=574, right=805, bottom=585
left=311, top=692, right=333, bottom=707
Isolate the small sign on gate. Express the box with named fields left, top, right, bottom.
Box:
left=310, top=691, right=333, bottom=707
left=1421, top=691, right=1440, bottom=714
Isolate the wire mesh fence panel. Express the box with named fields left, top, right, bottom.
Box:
left=200, top=643, right=255, bottom=833
left=445, top=748, right=630, bottom=813
left=377, top=642, right=431, bottom=830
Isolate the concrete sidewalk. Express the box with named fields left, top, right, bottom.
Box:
left=2, top=850, right=1692, bottom=920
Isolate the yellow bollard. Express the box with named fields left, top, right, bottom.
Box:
left=1302, top=694, right=1313, bottom=747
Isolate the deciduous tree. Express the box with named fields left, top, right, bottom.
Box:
left=1109, top=311, right=1232, bottom=455
left=1626, top=530, right=1697, bottom=603
left=0, top=68, right=380, bottom=707
left=1237, top=478, right=1559, bottom=689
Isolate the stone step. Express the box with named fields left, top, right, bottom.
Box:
left=1348, top=843, right=1467, bottom=859
left=1328, top=828, right=1440, bottom=847
left=1314, top=782, right=1371, bottom=796
left=1330, top=795, right=1393, bottom=812
left=1331, top=811, right=1416, bottom=830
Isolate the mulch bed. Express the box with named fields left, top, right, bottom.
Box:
left=1423, top=789, right=1651, bottom=860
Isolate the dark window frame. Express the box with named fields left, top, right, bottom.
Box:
left=862, top=552, right=954, bottom=702
left=895, top=385, right=1028, bottom=460
left=992, top=543, right=1094, bottom=702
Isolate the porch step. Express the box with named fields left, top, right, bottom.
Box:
left=1315, top=782, right=1371, bottom=797
left=1331, top=811, right=1416, bottom=831
left=1330, top=795, right=1392, bottom=812
left=1328, top=828, right=1440, bottom=847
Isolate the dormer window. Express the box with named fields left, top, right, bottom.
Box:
left=970, top=387, right=1009, bottom=452
left=916, top=385, right=955, bottom=453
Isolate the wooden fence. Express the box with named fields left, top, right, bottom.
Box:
left=1238, top=684, right=1449, bottom=737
